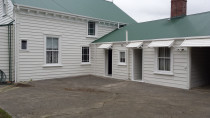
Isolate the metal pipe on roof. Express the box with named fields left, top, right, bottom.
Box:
left=126, top=30, right=128, bottom=42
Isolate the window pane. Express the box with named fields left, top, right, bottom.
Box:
left=87, top=48, right=89, bottom=54
left=165, top=48, right=170, bottom=57
left=46, top=37, right=59, bottom=64
left=88, top=29, right=95, bottom=35
left=52, top=51, right=58, bottom=63
left=88, top=22, right=95, bottom=36
left=158, top=47, right=171, bottom=71
left=82, top=47, right=89, bottom=62
left=46, top=51, right=52, bottom=63
left=89, top=22, right=95, bottom=28
left=47, top=37, right=53, bottom=50
left=165, top=59, right=170, bottom=71
left=84, top=55, right=88, bottom=62
left=21, top=40, right=27, bottom=50
left=84, top=48, right=88, bottom=54
left=158, top=47, right=165, bottom=57
left=159, top=58, right=165, bottom=70
left=53, top=38, right=58, bottom=50
left=120, top=52, right=125, bottom=63
left=121, top=58, right=125, bottom=62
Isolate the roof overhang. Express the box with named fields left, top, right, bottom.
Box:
left=148, top=40, right=174, bottom=48
left=98, top=44, right=112, bottom=49
left=180, top=39, right=210, bottom=47
left=126, top=42, right=143, bottom=48
left=14, top=4, right=129, bottom=26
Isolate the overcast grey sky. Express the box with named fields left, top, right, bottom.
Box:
left=112, top=0, right=210, bottom=23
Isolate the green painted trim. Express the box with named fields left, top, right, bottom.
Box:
left=8, top=25, right=12, bottom=82
left=0, top=21, right=14, bottom=83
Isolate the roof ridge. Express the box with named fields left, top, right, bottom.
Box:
left=136, top=11, right=210, bottom=25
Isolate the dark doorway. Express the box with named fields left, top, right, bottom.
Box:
left=190, top=47, right=210, bottom=88
left=107, top=49, right=112, bottom=75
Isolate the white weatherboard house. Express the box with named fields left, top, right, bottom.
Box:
left=1, top=0, right=210, bottom=89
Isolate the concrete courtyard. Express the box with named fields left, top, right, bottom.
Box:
left=0, top=75, right=210, bottom=118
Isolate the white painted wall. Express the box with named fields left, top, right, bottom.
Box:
left=0, top=0, right=14, bottom=25
left=91, top=40, right=189, bottom=89
left=15, top=10, right=116, bottom=82
left=0, top=26, right=9, bottom=80
left=142, top=40, right=189, bottom=89
left=91, top=43, right=130, bottom=80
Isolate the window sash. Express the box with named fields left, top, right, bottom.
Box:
left=88, top=22, right=96, bottom=36
left=46, top=37, right=59, bottom=64
left=158, top=47, right=171, bottom=71
left=21, top=40, right=27, bottom=50
left=47, top=37, right=58, bottom=50
left=119, top=52, right=126, bottom=63
left=82, top=47, right=89, bottom=63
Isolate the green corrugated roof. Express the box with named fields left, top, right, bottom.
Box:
left=93, top=12, right=210, bottom=43
left=11, top=0, right=136, bottom=24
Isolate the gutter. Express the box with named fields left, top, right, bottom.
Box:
left=90, top=35, right=210, bottom=45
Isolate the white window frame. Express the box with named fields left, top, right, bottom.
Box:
left=118, top=50, right=126, bottom=65
left=43, top=35, right=62, bottom=67
left=87, top=21, right=97, bottom=38
left=20, top=39, right=28, bottom=51
left=154, top=47, right=173, bottom=75
left=2, top=0, right=6, bottom=16
left=81, top=46, right=91, bottom=65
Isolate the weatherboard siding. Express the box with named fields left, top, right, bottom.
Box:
left=16, top=12, right=116, bottom=82
left=142, top=40, right=189, bottom=89
left=91, top=44, right=131, bottom=80
left=91, top=40, right=189, bottom=89
left=0, top=0, right=13, bottom=25
left=112, top=44, right=129, bottom=80
left=0, top=25, right=14, bottom=81
left=0, top=26, right=9, bottom=80
left=91, top=45, right=105, bottom=76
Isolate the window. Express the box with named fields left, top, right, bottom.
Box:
left=21, top=40, right=27, bottom=50
left=2, top=0, right=6, bottom=15
left=157, top=47, right=171, bottom=71
left=82, top=47, right=89, bottom=63
left=119, top=51, right=126, bottom=64
left=46, top=37, right=59, bottom=64
left=88, top=21, right=96, bottom=36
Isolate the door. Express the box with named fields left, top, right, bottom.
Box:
left=105, top=49, right=112, bottom=76
left=133, top=49, right=143, bottom=81
left=108, top=49, right=112, bottom=75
